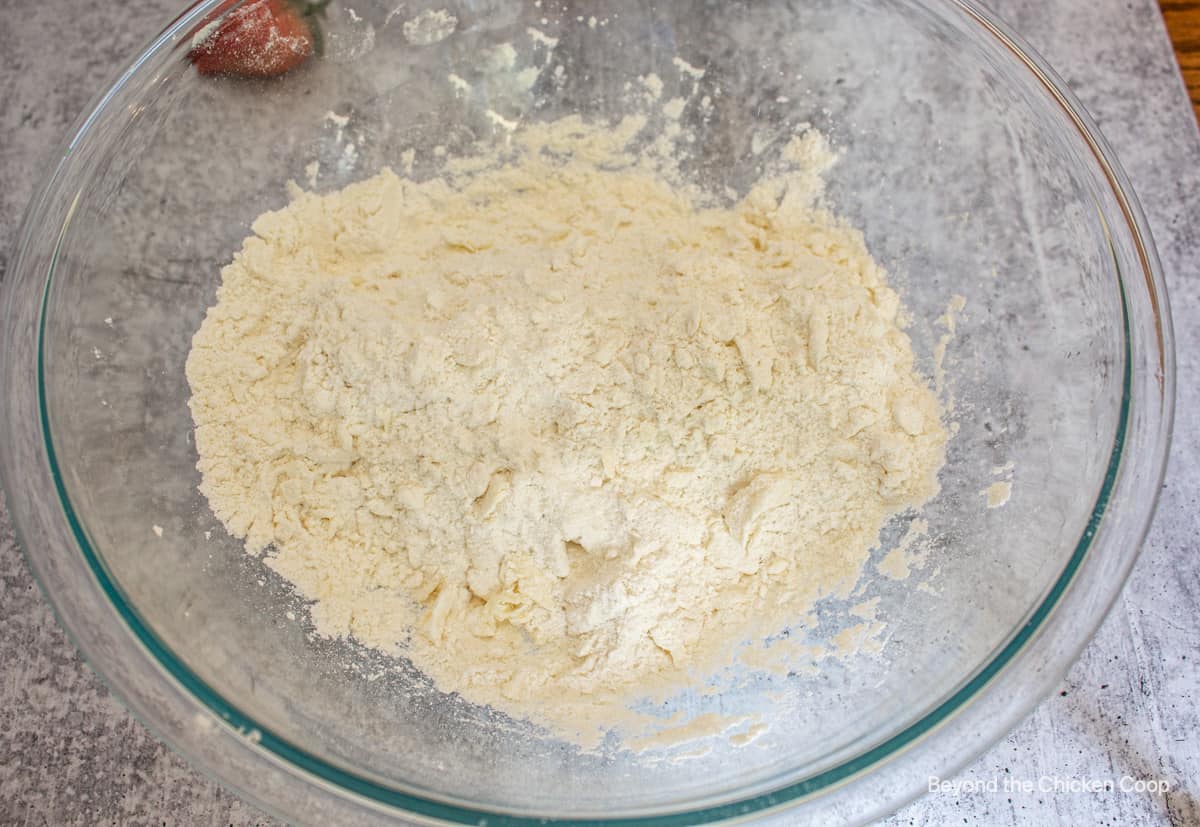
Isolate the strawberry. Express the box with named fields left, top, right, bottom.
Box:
left=189, top=0, right=328, bottom=78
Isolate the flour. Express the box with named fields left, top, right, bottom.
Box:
left=982, top=480, right=1012, bottom=508
left=401, top=8, right=457, bottom=45
left=186, top=115, right=947, bottom=747
left=877, top=517, right=930, bottom=580
left=984, top=460, right=1015, bottom=508
left=629, top=713, right=752, bottom=753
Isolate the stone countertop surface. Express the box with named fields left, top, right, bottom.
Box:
left=1, top=0, right=1197, bottom=825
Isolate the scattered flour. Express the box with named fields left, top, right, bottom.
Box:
left=878, top=517, right=930, bottom=581
left=526, top=27, right=559, bottom=49
left=186, top=114, right=947, bottom=747
left=485, top=109, right=519, bottom=133
left=640, top=74, right=664, bottom=100
left=983, top=459, right=1014, bottom=509
left=402, top=9, right=457, bottom=45
left=484, top=42, right=519, bottom=71
left=515, top=67, right=540, bottom=92
left=729, top=722, right=769, bottom=747
left=982, top=480, right=1012, bottom=508
left=672, top=56, right=706, bottom=79
left=629, top=713, right=751, bottom=753
left=661, top=97, right=686, bottom=120
left=933, top=294, right=966, bottom=399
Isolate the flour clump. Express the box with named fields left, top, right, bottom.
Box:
left=186, top=117, right=947, bottom=745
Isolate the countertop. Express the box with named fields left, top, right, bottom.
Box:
left=1, top=1, right=1198, bottom=825
left=1162, top=0, right=1200, bottom=115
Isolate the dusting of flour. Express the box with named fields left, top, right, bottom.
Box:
left=401, top=8, right=457, bottom=45
left=186, top=116, right=947, bottom=747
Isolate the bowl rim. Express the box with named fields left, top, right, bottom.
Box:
left=0, top=0, right=1176, bottom=824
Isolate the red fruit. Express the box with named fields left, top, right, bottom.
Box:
left=189, top=0, right=316, bottom=78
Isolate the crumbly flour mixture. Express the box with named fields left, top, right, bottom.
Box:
left=186, top=115, right=947, bottom=746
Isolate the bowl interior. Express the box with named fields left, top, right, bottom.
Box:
left=37, top=0, right=1127, bottom=817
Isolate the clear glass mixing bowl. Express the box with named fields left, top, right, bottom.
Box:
left=0, top=0, right=1174, bottom=823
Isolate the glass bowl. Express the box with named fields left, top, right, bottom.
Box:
left=0, top=0, right=1174, bottom=823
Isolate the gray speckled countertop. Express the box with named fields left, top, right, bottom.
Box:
left=1, top=0, right=1198, bottom=825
